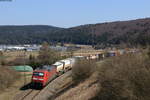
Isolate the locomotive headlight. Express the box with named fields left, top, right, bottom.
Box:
left=33, top=78, right=38, bottom=80
left=39, top=79, right=44, bottom=80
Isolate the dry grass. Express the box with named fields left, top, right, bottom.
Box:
left=55, top=58, right=99, bottom=100
left=0, top=75, right=32, bottom=100
left=3, top=51, right=38, bottom=62
left=0, top=66, right=20, bottom=91
left=93, top=52, right=150, bottom=100
left=0, top=51, right=39, bottom=66
left=55, top=73, right=99, bottom=100
left=72, top=59, right=96, bottom=83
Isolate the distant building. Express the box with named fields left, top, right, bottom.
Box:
left=50, top=46, right=67, bottom=51
left=0, top=44, right=41, bottom=51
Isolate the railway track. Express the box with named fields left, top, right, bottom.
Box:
left=33, top=71, right=72, bottom=100
left=14, top=71, right=71, bottom=100
left=49, top=81, right=74, bottom=100
left=22, top=90, right=41, bottom=100
left=13, top=89, right=41, bottom=100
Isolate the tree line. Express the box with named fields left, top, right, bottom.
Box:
left=0, top=18, right=150, bottom=47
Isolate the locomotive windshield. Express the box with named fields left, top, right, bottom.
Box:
left=33, top=72, right=44, bottom=77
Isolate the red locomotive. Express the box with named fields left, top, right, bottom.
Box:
left=31, top=65, right=57, bottom=87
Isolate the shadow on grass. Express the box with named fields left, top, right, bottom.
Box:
left=20, top=82, right=42, bottom=90
left=20, top=83, right=32, bottom=90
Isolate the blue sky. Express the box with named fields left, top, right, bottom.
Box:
left=0, top=0, right=150, bottom=28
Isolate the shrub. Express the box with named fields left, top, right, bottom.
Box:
left=93, top=52, right=150, bottom=100
left=0, top=66, right=20, bottom=91
left=72, top=59, right=96, bottom=83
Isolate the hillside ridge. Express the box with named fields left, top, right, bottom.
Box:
left=0, top=18, right=150, bottom=46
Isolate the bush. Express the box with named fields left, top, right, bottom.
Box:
left=0, top=66, right=20, bottom=91
left=72, top=59, right=96, bottom=83
left=93, top=52, right=150, bottom=100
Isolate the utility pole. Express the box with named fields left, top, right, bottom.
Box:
left=24, top=49, right=26, bottom=86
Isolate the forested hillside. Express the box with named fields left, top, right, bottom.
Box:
left=63, top=18, right=150, bottom=46
left=0, top=25, right=63, bottom=44
left=0, top=18, right=150, bottom=46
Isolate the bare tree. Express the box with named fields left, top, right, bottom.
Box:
left=38, top=42, right=59, bottom=65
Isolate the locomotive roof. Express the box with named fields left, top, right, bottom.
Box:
left=12, top=65, right=33, bottom=72
left=35, top=65, right=55, bottom=71
left=34, top=70, right=47, bottom=72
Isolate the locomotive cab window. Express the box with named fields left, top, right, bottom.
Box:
left=33, top=72, right=44, bottom=77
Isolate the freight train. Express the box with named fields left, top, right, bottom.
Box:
left=31, top=49, right=136, bottom=88
left=31, top=58, right=77, bottom=88
left=31, top=53, right=117, bottom=88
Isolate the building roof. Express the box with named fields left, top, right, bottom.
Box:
left=12, top=65, right=33, bottom=72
